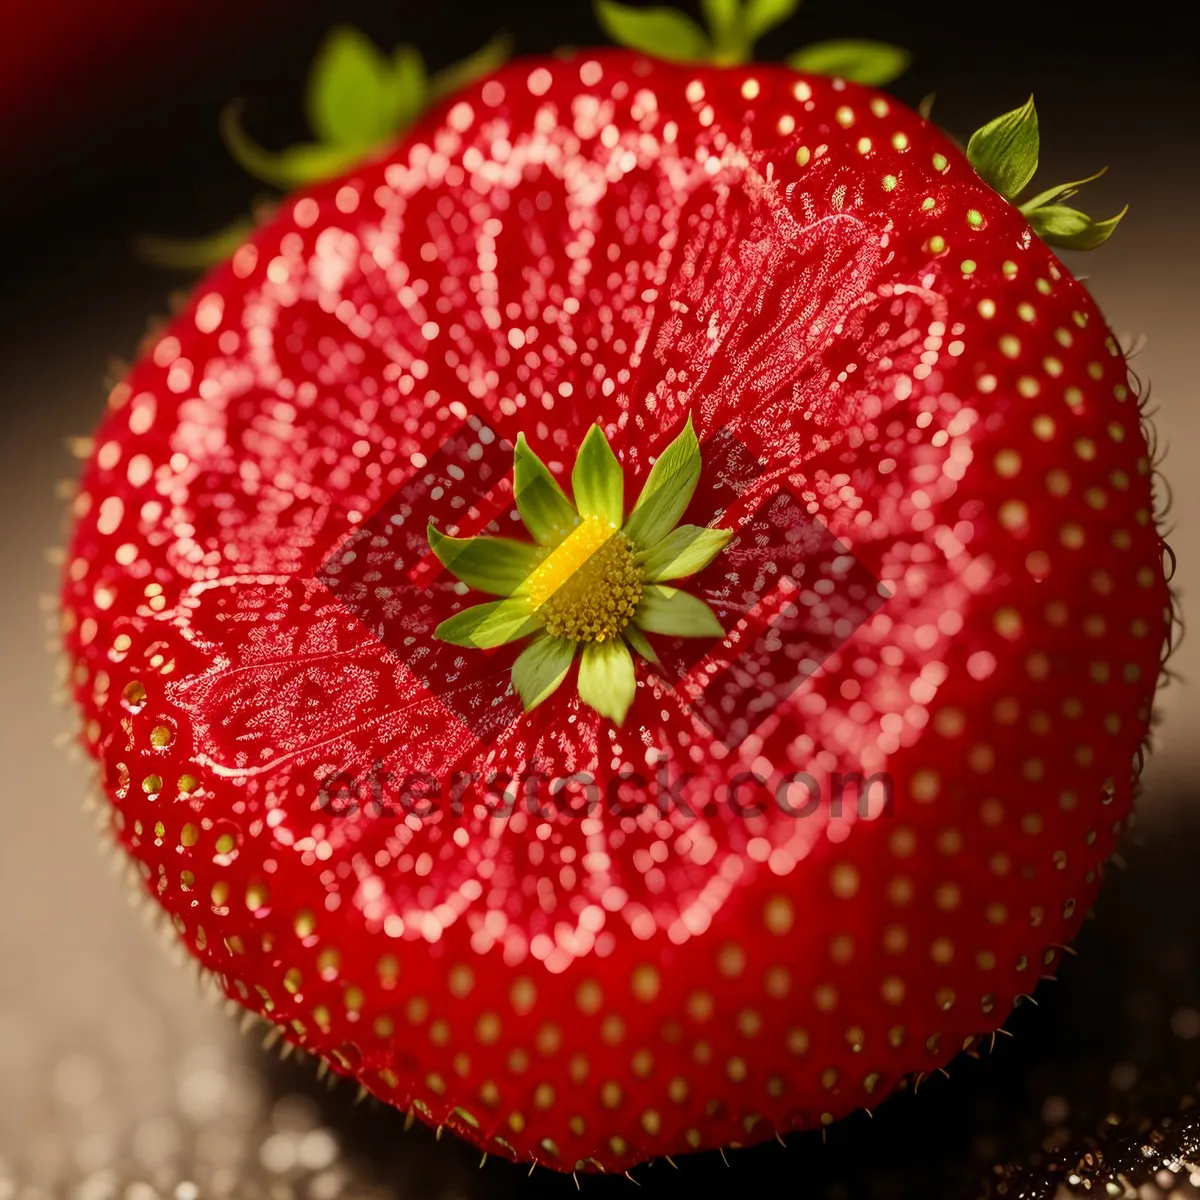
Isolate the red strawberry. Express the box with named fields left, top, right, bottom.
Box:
left=60, top=49, right=1170, bottom=1175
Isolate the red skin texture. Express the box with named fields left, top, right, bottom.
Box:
left=60, top=51, right=1170, bottom=1173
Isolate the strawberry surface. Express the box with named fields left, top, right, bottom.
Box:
left=60, top=50, right=1170, bottom=1172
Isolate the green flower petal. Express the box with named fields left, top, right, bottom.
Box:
left=577, top=638, right=637, bottom=725
left=622, top=414, right=701, bottom=550
left=305, top=25, right=397, bottom=147
left=434, top=599, right=541, bottom=649
left=966, top=96, right=1039, bottom=202
left=1029, top=203, right=1127, bottom=251
left=428, top=31, right=514, bottom=103
left=571, top=425, right=624, bottom=527
left=512, top=635, right=577, bottom=711
left=593, top=0, right=711, bottom=63
left=623, top=624, right=661, bottom=667
left=639, top=524, right=733, bottom=583
left=634, top=584, right=725, bottom=638
left=513, top=434, right=579, bottom=547
left=427, top=525, right=541, bottom=596
left=786, top=39, right=911, bottom=86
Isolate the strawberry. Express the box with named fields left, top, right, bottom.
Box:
left=60, top=44, right=1170, bottom=1178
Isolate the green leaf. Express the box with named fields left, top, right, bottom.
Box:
left=306, top=25, right=395, bottom=147
left=512, top=635, right=577, bottom=711
left=220, top=102, right=368, bottom=188
left=571, top=426, right=624, bottom=527
left=623, top=624, right=661, bottom=667
left=634, top=584, right=725, bottom=638
left=1018, top=167, right=1107, bottom=215
left=741, top=0, right=802, bottom=45
left=434, top=599, right=541, bottom=649
left=966, top=96, right=1039, bottom=201
left=622, top=414, right=701, bottom=550
left=513, top=434, right=580, bottom=547
left=578, top=638, right=637, bottom=724
left=639, top=525, right=733, bottom=582
left=429, top=31, right=514, bottom=102
left=135, top=214, right=258, bottom=271
left=1029, top=204, right=1127, bottom=251
left=427, top=525, right=540, bottom=595
left=380, top=44, right=429, bottom=134
left=594, top=1, right=711, bottom=63
left=786, top=39, right=911, bottom=85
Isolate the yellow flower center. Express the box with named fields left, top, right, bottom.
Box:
left=521, top=515, right=643, bottom=642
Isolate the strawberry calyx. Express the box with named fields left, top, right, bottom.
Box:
left=142, top=5, right=913, bottom=271
left=595, top=0, right=910, bottom=81
left=219, top=27, right=513, bottom=189
left=966, top=95, right=1127, bottom=250
left=138, top=26, right=512, bottom=267
left=427, top=417, right=730, bottom=725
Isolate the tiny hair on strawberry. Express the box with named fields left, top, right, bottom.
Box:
left=62, top=0, right=1174, bottom=1177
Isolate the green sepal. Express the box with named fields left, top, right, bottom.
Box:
left=623, top=624, right=661, bottom=667
left=220, top=102, right=369, bottom=188
left=380, top=44, right=430, bottom=135
left=571, top=425, right=624, bottom=527
left=221, top=26, right=509, bottom=196
left=741, top=0, right=802, bottom=46
left=305, top=25, right=411, bottom=148
left=639, top=525, right=733, bottom=582
left=513, top=434, right=580, bottom=547
left=634, top=584, right=725, bottom=638
left=427, top=525, right=541, bottom=595
left=577, top=638, right=637, bottom=725
left=434, top=599, right=542, bottom=649
left=593, top=0, right=712, bottom=63
left=786, top=39, right=911, bottom=86
left=966, top=102, right=1124, bottom=250
left=135, top=214, right=260, bottom=271
left=623, top=414, right=701, bottom=550
left=428, top=31, right=514, bottom=103
left=1028, top=204, right=1127, bottom=251
left=966, top=96, right=1039, bottom=201
left=512, top=635, right=577, bottom=711
left=1018, top=166, right=1108, bottom=215
left=700, top=0, right=745, bottom=62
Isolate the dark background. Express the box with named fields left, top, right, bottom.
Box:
left=3, top=0, right=1197, bottom=291
left=1, top=2, right=1198, bottom=1197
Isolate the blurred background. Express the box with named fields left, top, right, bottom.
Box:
left=1, top=1, right=1197, bottom=1197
